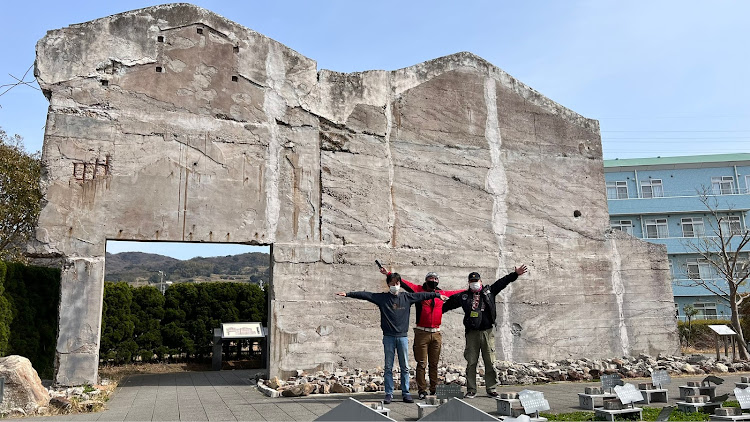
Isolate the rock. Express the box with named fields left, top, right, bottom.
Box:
left=683, top=364, right=697, bottom=374
left=66, top=387, right=84, bottom=397
left=331, top=383, right=351, bottom=394
left=716, top=363, right=729, bottom=373
left=266, top=377, right=282, bottom=389
left=567, top=369, right=584, bottom=381
left=0, top=355, right=50, bottom=414
left=281, top=384, right=315, bottom=397
left=49, top=397, right=72, bottom=410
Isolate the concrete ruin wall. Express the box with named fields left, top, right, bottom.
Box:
left=33, top=3, right=679, bottom=385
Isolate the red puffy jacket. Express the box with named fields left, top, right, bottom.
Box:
left=399, top=276, right=463, bottom=328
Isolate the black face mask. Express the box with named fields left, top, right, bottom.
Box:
left=426, top=281, right=439, bottom=290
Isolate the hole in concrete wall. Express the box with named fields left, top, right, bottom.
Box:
left=573, top=210, right=582, bottom=218
left=232, top=76, right=238, bottom=82
left=103, top=240, right=272, bottom=371
left=197, top=28, right=204, bottom=34
left=233, top=46, right=239, bottom=53
left=156, top=66, right=163, bottom=73
left=157, top=36, right=164, bottom=42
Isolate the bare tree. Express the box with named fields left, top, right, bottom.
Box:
left=677, top=188, right=750, bottom=359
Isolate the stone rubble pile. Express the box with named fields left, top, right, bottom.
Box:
left=257, top=354, right=750, bottom=397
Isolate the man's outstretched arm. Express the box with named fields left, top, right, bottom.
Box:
left=335, top=291, right=376, bottom=304
left=490, top=264, right=528, bottom=296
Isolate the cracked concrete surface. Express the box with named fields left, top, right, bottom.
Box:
left=33, top=3, right=678, bottom=386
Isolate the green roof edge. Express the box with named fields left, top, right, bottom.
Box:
left=604, top=153, right=750, bottom=168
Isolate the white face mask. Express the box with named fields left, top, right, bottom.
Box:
left=389, top=284, right=400, bottom=295
left=469, top=282, right=481, bottom=292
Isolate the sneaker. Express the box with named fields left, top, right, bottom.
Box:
left=403, top=394, right=414, bottom=403
left=418, top=391, right=428, bottom=400
left=488, top=391, right=499, bottom=398
left=464, top=391, right=476, bottom=399
left=384, top=394, right=392, bottom=404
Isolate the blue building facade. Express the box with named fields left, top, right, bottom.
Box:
left=604, top=154, right=750, bottom=321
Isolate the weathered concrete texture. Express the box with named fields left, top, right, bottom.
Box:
left=34, top=3, right=678, bottom=385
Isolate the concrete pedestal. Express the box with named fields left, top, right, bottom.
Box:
left=577, top=393, right=618, bottom=410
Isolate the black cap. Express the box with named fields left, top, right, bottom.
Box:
left=468, top=272, right=480, bottom=281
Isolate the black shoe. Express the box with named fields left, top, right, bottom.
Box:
left=464, top=391, right=476, bottom=399
left=403, top=394, right=414, bottom=403
left=418, top=391, right=428, bottom=400
left=488, top=391, right=499, bottom=398
left=384, top=394, right=392, bottom=404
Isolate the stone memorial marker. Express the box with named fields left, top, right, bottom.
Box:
left=614, top=383, right=644, bottom=405
left=601, top=374, right=624, bottom=392
left=518, top=390, right=550, bottom=414
left=736, top=387, right=750, bottom=409
left=651, top=370, right=671, bottom=388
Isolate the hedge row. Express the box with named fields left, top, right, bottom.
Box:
left=101, top=281, right=267, bottom=363
left=677, top=318, right=750, bottom=350
left=0, top=261, right=61, bottom=379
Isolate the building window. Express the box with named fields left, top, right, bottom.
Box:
left=641, top=179, right=664, bottom=198
left=611, top=220, right=633, bottom=235
left=686, top=258, right=711, bottom=280
left=719, top=215, right=742, bottom=235
left=711, top=176, right=735, bottom=195
left=745, top=175, right=750, bottom=194
left=733, top=260, right=750, bottom=279
left=606, top=181, right=629, bottom=199
left=693, top=302, right=717, bottom=319
left=681, top=217, right=705, bottom=237
left=644, top=218, right=669, bottom=238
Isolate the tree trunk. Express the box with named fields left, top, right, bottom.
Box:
left=730, top=297, right=749, bottom=360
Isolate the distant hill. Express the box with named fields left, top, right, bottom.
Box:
left=104, top=251, right=271, bottom=286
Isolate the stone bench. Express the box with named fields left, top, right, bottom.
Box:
left=676, top=401, right=722, bottom=414
left=593, top=407, right=642, bottom=421
left=637, top=388, right=668, bottom=404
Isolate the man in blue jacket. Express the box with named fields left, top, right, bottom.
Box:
left=336, top=272, right=448, bottom=404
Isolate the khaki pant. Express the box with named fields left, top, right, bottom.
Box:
left=413, top=329, right=442, bottom=394
left=464, top=328, right=498, bottom=393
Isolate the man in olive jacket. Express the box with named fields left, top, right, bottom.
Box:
left=443, top=265, right=527, bottom=398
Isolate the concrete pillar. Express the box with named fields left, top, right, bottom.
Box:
left=54, top=257, right=105, bottom=386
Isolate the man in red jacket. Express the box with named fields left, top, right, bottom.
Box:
left=380, top=267, right=463, bottom=400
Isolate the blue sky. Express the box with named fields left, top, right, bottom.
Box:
left=3, top=1, right=750, bottom=258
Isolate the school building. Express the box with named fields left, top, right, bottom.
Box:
left=604, top=153, right=750, bottom=321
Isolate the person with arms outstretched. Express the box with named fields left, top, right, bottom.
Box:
left=379, top=267, right=463, bottom=399
left=336, top=273, right=448, bottom=404
left=442, top=265, right=528, bottom=399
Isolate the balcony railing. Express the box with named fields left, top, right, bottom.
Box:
left=607, top=187, right=750, bottom=200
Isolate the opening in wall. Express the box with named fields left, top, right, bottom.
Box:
left=102, top=240, right=271, bottom=372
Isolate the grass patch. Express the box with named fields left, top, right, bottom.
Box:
left=541, top=407, right=713, bottom=421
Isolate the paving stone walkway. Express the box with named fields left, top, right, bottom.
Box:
left=25, top=370, right=750, bottom=421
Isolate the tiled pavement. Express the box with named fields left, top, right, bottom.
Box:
left=26, top=370, right=750, bottom=421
